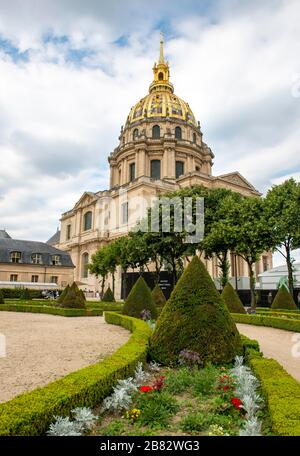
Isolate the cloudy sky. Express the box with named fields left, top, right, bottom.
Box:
left=0, top=0, right=299, bottom=264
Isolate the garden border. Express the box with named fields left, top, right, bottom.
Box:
left=242, top=336, right=300, bottom=436
left=232, top=313, right=300, bottom=332
left=0, top=303, right=103, bottom=316
left=0, top=312, right=152, bottom=436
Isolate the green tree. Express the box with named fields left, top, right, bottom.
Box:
left=265, top=179, right=300, bottom=296
left=89, top=245, right=110, bottom=298
left=224, top=196, right=274, bottom=309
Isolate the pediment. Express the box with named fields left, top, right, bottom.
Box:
left=74, top=192, right=97, bottom=210
left=217, top=172, right=259, bottom=193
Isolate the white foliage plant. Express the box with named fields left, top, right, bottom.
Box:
left=47, top=408, right=98, bottom=436
left=230, top=356, right=264, bottom=436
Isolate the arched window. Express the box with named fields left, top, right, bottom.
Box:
left=150, top=160, right=161, bottom=180
left=175, top=126, right=182, bottom=139
left=129, top=162, right=135, bottom=182
left=133, top=128, right=138, bottom=140
left=193, top=132, right=197, bottom=144
left=84, top=211, right=92, bottom=231
left=82, top=252, right=89, bottom=278
left=31, top=253, right=42, bottom=264
left=176, top=161, right=184, bottom=178
left=158, top=72, right=164, bottom=81
left=10, top=251, right=21, bottom=263
left=152, top=125, right=160, bottom=139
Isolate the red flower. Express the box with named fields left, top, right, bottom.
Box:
left=139, top=386, right=153, bottom=393
left=231, top=397, right=242, bottom=410
left=153, top=376, right=165, bottom=391
left=223, top=386, right=229, bottom=391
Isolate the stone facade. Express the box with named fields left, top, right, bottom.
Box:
left=54, top=37, right=272, bottom=297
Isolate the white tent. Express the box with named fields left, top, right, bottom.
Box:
left=257, top=263, right=300, bottom=290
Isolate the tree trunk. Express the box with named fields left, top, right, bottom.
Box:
left=112, top=273, right=115, bottom=295
left=248, top=263, right=256, bottom=310
left=286, top=245, right=294, bottom=297
left=218, top=251, right=230, bottom=289
left=101, top=276, right=105, bottom=299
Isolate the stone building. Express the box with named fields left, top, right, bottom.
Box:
left=51, top=36, right=272, bottom=297
left=0, top=229, right=74, bottom=289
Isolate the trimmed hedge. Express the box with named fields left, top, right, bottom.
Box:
left=0, top=289, right=4, bottom=304
left=221, top=282, right=246, bottom=314
left=0, top=304, right=103, bottom=317
left=150, top=256, right=242, bottom=366
left=0, top=288, right=43, bottom=299
left=256, top=310, right=300, bottom=320
left=271, top=285, right=298, bottom=311
left=151, top=284, right=166, bottom=308
left=232, top=313, right=300, bottom=332
left=240, top=334, right=300, bottom=435
left=123, top=276, right=158, bottom=319
left=249, top=357, right=300, bottom=436
left=102, top=287, right=116, bottom=302
left=0, top=312, right=152, bottom=436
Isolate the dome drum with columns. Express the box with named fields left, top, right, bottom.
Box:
left=53, top=35, right=272, bottom=297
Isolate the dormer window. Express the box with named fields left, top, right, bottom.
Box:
left=31, top=253, right=42, bottom=264
left=51, top=255, right=61, bottom=266
left=10, top=251, right=21, bottom=263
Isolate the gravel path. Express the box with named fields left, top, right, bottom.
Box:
left=237, top=323, right=300, bottom=382
left=0, top=312, right=130, bottom=403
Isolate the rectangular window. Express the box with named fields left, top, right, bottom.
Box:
left=31, top=254, right=42, bottom=264
left=66, top=224, right=71, bottom=240
left=121, top=202, right=128, bottom=224
left=10, top=274, right=18, bottom=282
left=11, top=252, right=21, bottom=263
left=31, top=275, right=39, bottom=283
left=50, top=276, right=58, bottom=284
left=129, top=162, right=135, bottom=182
left=176, top=161, right=184, bottom=178
left=150, top=160, right=161, bottom=180
left=262, top=256, right=269, bottom=272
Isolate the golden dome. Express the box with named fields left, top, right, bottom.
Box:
left=125, top=34, right=197, bottom=128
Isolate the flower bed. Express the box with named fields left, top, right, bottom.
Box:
left=0, top=312, right=151, bottom=436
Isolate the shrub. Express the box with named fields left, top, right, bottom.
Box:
left=57, top=285, right=70, bottom=304
left=232, top=313, right=300, bottom=333
left=102, top=287, right=116, bottom=302
left=0, top=289, right=4, bottom=304
left=151, top=285, right=166, bottom=308
left=149, top=256, right=242, bottom=365
left=19, top=288, right=31, bottom=301
left=221, top=282, right=246, bottom=314
left=136, top=391, right=179, bottom=427
left=0, top=313, right=151, bottom=436
left=271, top=285, right=297, bottom=310
left=123, top=276, right=158, bottom=320
left=59, top=282, right=86, bottom=309
left=0, top=304, right=103, bottom=317
left=0, top=288, right=43, bottom=299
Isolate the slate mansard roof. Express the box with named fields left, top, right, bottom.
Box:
left=0, top=232, right=74, bottom=267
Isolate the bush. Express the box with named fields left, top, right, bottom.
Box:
left=59, top=282, right=86, bottom=309
left=0, top=288, right=43, bottom=299
left=102, top=287, right=116, bottom=302
left=0, top=304, right=103, bottom=317
left=232, top=313, right=300, bottom=333
left=151, top=284, right=166, bottom=308
left=0, top=289, right=4, bottom=304
left=57, top=284, right=70, bottom=304
left=149, top=256, right=242, bottom=366
left=0, top=312, right=152, bottom=436
left=271, top=285, right=297, bottom=310
left=221, top=282, right=246, bottom=314
left=19, top=288, right=31, bottom=301
left=123, top=276, right=158, bottom=320
left=249, top=357, right=300, bottom=436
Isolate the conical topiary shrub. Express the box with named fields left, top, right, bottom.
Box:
left=149, top=256, right=242, bottom=366
left=60, top=282, right=86, bottom=309
left=57, top=284, right=70, bottom=304
left=151, top=284, right=166, bottom=308
left=271, top=285, right=297, bottom=310
left=19, top=288, right=31, bottom=300
left=221, top=282, right=246, bottom=314
left=123, top=276, right=158, bottom=319
left=0, top=289, right=4, bottom=304
left=102, top=286, right=116, bottom=302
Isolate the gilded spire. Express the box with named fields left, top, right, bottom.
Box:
left=159, top=32, right=164, bottom=64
